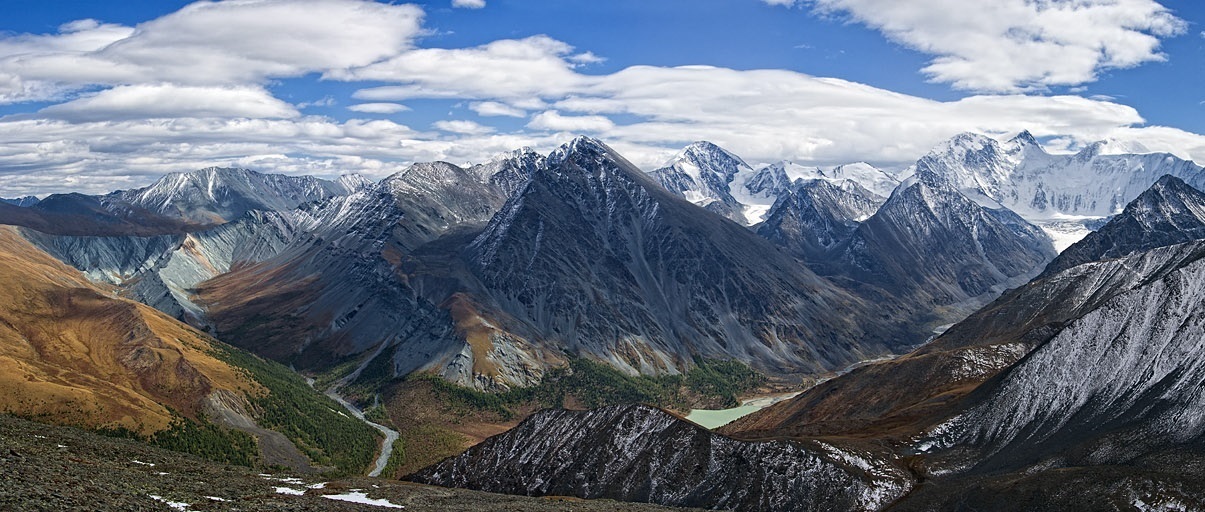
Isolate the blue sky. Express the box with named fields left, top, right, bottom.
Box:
left=0, top=0, right=1202, bottom=196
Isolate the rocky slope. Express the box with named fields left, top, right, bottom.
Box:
left=410, top=405, right=912, bottom=512
left=194, top=159, right=523, bottom=386
left=726, top=178, right=1205, bottom=442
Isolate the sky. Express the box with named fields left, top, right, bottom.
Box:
left=0, top=0, right=1203, bottom=197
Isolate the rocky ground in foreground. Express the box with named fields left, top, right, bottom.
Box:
left=0, top=414, right=693, bottom=511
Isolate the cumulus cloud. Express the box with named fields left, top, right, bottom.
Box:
left=787, top=0, right=1186, bottom=92
left=347, top=102, right=410, bottom=114
left=39, top=84, right=300, bottom=121
left=452, top=0, right=486, bottom=8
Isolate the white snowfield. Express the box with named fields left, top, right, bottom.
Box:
left=648, top=133, right=1205, bottom=252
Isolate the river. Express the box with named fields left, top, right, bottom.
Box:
left=306, top=376, right=400, bottom=478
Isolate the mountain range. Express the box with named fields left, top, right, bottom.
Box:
left=416, top=174, right=1205, bottom=511
left=5, top=130, right=1205, bottom=507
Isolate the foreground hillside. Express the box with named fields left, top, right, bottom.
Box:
left=0, top=414, right=689, bottom=512
left=0, top=225, right=378, bottom=473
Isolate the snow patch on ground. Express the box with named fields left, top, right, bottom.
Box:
left=274, top=487, right=305, bottom=496
left=322, top=491, right=405, bottom=508
left=148, top=495, right=190, bottom=510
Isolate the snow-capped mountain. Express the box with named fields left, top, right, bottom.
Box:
left=648, top=141, right=755, bottom=224
left=467, top=147, right=546, bottom=196
left=410, top=404, right=913, bottom=512
left=915, top=131, right=1205, bottom=251
left=1, top=196, right=39, bottom=207
left=831, top=171, right=1056, bottom=315
left=756, top=179, right=885, bottom=263
left=648, top=142, right=898, bottom=226
left=1043, top=175, right=1205, bottom=275
left=111, top=167, right=371, bottom=223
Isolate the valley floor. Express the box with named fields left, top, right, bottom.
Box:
left=0, top=414, right=693, bottom=512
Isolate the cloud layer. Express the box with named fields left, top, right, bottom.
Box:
left=0, top=0, right=1200, bottom=198
left=771, top=0, right=1186, bottom=92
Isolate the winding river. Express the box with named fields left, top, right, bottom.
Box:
left=306, top=376, right=400, bottom=478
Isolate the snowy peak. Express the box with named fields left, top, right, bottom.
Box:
left=468, top=147, right=545, bottom=196
left=826, top=162, right=900, bottom=198
left=114, top=166, right=369, bottom=223
left=1, top=196, right=40, bottom=207
left=840, top=174, right=1055, bottom=311
left=648, top=141, right=753, bottom=223
left=746, top=162, right=796, bottom=197
left=757, top=178, right=884, bottom=262
left=1043, top=175, right=1205, bottom=275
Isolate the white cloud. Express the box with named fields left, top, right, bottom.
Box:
left=335, top=36, right=590, bottom=100
left=348, top=102, right=410, bottom=114
left=433, top=119, right=495, bottom=135
left=452, top=0, right=486, bottom=8
left=527, top=110, right=615, bottom=133
left=789, top=0, right=1186, bottom=92
left=469, top=101, right=526, bottom=117
left=0, top=0, right=424, bottom=101
left=38, top=84, right=300, bottom=121
left=298, top=96, right=337, bottom=108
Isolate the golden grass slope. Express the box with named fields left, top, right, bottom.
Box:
left=0, top=226, right=259, bottom=435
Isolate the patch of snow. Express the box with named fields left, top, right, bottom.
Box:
left=148, top=495, right=190, bottom=511
left=274, top=487, right=305, bottom=496
left=131, top=459, right=155, bottom=466
left=322, top=491, right=405, bottom=509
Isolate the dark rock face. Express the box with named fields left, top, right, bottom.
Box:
left=467, top=137, right=918, bottom=377
left=1043, top=175, right=1205, bottom=275
left=409, top=405, right=913, bottom=512
left=756, top=179, right=883, bottom=263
